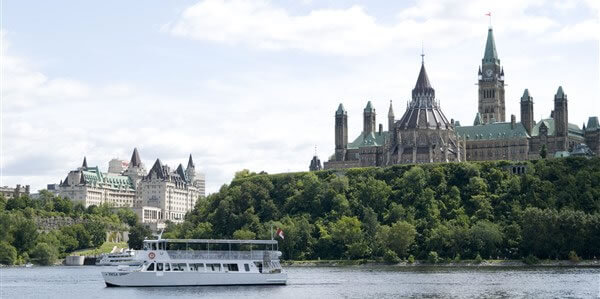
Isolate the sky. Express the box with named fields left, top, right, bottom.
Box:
left=1, top=0, right=599, bottom=194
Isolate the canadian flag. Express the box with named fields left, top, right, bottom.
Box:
left=276, top=228, right=285, bottom=239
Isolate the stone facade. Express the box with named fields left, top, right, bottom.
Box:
left=58, top=149, right=205, bottom=227
left=324, top=57, right=464, bottom=170
left=0, top=184, right=30, bottom=199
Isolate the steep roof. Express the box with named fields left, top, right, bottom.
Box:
left=483, top=27, right=500, bottom=65
left=456, top=122, right=529, bottom=140
left=586, top=116, right=599, bottom=131
left=555, top=86, right=566, bottom=99
left=80, top=167, right=135, bottom=190
left=473, top=113, right=483, bottom=125
left=521, top=89, right=532, bottom=102
left=396, top=60, right=452, bottom=130
left=130, top=148, right=142, bottom=167
left=364, top=101, right=374, bottom=112
left=187, top=154, right=195, bottom=169
left=82, top=157, right=88, bottom=168
left=336, top=103, right=346, bottom=115
left=347, top=131, right=389, bottom=149
left=530, top=118, right=584, bottom=139
left=413, top=62, right=434, bottom=97
left=388, top=100, right=394, bottom=117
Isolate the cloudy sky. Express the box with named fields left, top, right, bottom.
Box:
left=1, top=0, right=599, bottom=194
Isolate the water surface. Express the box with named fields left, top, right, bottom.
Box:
left=0, top=265, right=598, bottom=298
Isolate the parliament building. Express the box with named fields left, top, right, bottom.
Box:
left=323, top=26, right=599, bottom=170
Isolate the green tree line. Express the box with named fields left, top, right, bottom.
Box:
left=0, top=191, right=136, bottom=265
left=164, top=157, right=600, bottom=262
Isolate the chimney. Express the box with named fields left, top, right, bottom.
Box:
left=511, top=114, right=516, bottom=129
left=550, top=110, right=554, bottom=118
left=378, top=124, right=383, bottom=135
left=25, top=185, right=30, bottom=194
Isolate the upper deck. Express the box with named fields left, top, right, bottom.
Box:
left=141, top=238, right=281, bottom=261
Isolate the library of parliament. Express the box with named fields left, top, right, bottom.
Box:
left=319, top=26, right=599, bottom=171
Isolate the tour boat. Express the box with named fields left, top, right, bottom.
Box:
left=97, top=249, right=139, bottom=266
left=102, top=238, right=287, bottom=287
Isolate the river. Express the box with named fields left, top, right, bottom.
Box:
left=0, top=265, right=598, bottom=298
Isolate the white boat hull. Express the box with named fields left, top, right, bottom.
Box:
left=102, top=271, right=287, bottom=287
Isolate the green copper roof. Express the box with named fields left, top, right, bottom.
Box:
left=473, top=113, right=483, bottom=126
left=364, top=101, right=374, bottom=112
left=81, top=166, right=135, bottom=190
left=555, top=86, right=566, bottom=98
left=456, top=122, right=529, bottom=140
left=336, top=103, right=346, bottom=115
left=521, top=89, right=532, bottom=102
left=587, top=116, right=599, bottom=131
left=530, top=118, right=584, bottom=138
left=348, top=131, right=388, bottom=149
left=482, top=28, right=500, bottom=65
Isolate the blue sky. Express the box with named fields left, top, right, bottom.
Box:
left=1, top=0, right=599, bottom=194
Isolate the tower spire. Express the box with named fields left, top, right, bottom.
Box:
left=421, top=42, right=425, bottom=64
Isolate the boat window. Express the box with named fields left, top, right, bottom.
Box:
left=164, top=263, right=170, bottom=271
left=254, top=262, right=263, bottom=273
left=225, top=264, right=239, bottom=272
left=244, top=264, right=250, bottom=272
left=171, top=263, right=186, bottom=271
left=157, top=263, right=164, bottom=271
left=177, top=263, right=188, bottom=271
left=190, top=263, right=204, bottom=272
left=146, top=263, right=155, bottom=271
left=208, top=263, right=221, bottom=272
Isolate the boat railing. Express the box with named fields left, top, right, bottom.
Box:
left=165, top=250, right=280, bottom=261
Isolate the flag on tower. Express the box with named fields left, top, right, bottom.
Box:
left=485, top=12, right=491, bottom=16
left=276, top=228, right=285, bottom=239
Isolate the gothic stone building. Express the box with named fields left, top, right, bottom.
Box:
left=455, top=27, right=599, bottom=160
left=324, top=57, right=464, bottom=169
left=323, top=26, right=598, bottom=170
left=58, top=148, right=205, bottom=229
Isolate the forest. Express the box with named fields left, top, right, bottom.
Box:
left=0, top=191, right=136, bottom=265
left=164, top=157, right=600, bottom=263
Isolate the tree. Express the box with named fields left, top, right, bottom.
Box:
left=388, top=221, right=416, bottom=258
left=12, top=217, right=38, bottom=253
left=128, top=224, right=152, bottom=250
left=233, top=229, right=256, bottom=240
left=85, top=222, right=107, bottom=248
left=469, top=221, right=503, bottom=258
left=540, top=144, right=548, bottom=159
left=30, top=242, right=58, bottom=265
left=0, top=241, right=17, bottom=265
left=117, top=208, right=138, bottom=227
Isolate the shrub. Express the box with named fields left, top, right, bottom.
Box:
left=568, top=250, right=580, bottom=263
left=453, top=254, right=461, bottom=263
left=407, top=255, right=415, bottom=264
left=427, top=251, right=439, bottom=264
left=475, top=253, right=483, bottom=264
left=0, top=241, right=18, bottom=265
left=30, top=242, right=58, bottom=266
left=383, top=249, right=400, bottom=264
left=523, top=254, right=539, bottom=265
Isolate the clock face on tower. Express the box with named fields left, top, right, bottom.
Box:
left=485, top=69, right=493, bottom=77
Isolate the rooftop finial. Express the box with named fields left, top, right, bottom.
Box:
left=421, top=42, right=425, bottom=64
left=485, top=11, right=492, bottom=28
left=314, top=145, right=318, bottom=156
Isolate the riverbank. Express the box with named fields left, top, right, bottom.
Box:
left=283, top=259, right=600, bottom=267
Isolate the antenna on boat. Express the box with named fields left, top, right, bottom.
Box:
left=270, top=224, right=274, bottom=240
left=158, top=228, right=164, bottom=240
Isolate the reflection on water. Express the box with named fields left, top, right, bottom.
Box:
left=0, top=265, right=598, bottom=298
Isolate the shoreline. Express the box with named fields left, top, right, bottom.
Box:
left=283, top=259, right=600, bottom=268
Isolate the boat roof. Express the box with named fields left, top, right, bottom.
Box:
left=144, top=239, right=278, bottom=245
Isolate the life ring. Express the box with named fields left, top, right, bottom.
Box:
left=148, top=252, right=156, bottom=259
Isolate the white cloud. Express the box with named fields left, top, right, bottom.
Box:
left=547, top=19, right=600, bottom=43
left=163, top=0, right=598, bottom=55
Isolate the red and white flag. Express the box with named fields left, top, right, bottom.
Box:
left=276, top=228, right=285, bottom=239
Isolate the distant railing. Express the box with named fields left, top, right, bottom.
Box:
left=166, top=250, right=280, bottom=261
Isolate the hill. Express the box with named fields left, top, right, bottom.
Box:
left=167, top=157, right=600, bottom=262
